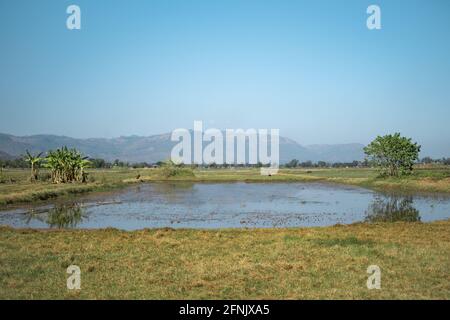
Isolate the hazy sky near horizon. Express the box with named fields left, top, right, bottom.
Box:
left=0, top=0, right=449, bottom=157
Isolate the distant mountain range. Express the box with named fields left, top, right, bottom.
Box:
left=0, top=132, right=365, bottom=164
left=0, top=150, right=14, bottom=160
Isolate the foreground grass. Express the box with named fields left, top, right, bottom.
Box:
left=1, top=166, right=449, bottom=207
left=0, top=221, right=449, bottom=299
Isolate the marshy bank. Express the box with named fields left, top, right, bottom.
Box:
left=1, top=167, right=449, bottom=208
left=1, top=182, right=449, bottom=230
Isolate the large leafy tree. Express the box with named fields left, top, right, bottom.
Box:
left=364, top=133, right=421, bottom=177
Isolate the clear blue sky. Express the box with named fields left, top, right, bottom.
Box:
left=0, top=0, right=449, bottom=157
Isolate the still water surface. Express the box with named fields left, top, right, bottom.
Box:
left=0, top=182, right=449, bottom=230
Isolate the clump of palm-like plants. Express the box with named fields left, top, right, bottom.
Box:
left=24, top=150, right=44, bottom=182
left=44, top=147, right=91, bottom=183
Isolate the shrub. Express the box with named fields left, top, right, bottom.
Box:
left=159, top=160, right=195, bottom=178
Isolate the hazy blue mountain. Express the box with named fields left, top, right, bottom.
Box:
left=0, top=150, right=14, bottom=160
left=0, top=132, right=365, bottom=163
left=305, top=144, right=366, bottom=163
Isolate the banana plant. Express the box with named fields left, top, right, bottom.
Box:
left=77, top=157, right=91, bottom=183
left=24, top=150, right=43, bottom=182
left=44, top=147, right=91, bottom=183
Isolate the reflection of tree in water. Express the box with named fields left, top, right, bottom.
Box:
left=26, top=203, right=86, bottom=228
left=365, top=195, right=421, bottom=222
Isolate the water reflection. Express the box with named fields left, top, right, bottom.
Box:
left=150, top=182, right=195, bottom=201
left=26, top=203, right=86, bottom=228
left=365, top=195, right=421, bottom=222
left=3, top=182, right=447, bottom=230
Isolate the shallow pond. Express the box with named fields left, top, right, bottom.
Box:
left=0, top=182, right=449, bottom=230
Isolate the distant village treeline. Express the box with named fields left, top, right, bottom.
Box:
left=1, top=156, right=449, bottom=170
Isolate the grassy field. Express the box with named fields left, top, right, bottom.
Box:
left=0, top=221, right=449, bottom=299
left=1, top=166, right=449, bottom=207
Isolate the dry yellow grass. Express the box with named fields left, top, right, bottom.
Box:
left=1, top=221, right=449, bottom=299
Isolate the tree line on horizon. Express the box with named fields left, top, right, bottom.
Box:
left=0, top=133, right=449, bottom=178
left=1, top=154, right=449, bottom=170
left=1, top=154, right=450, bottom=170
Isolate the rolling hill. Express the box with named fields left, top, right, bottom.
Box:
left=0, top=132, right=365, bottom=164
